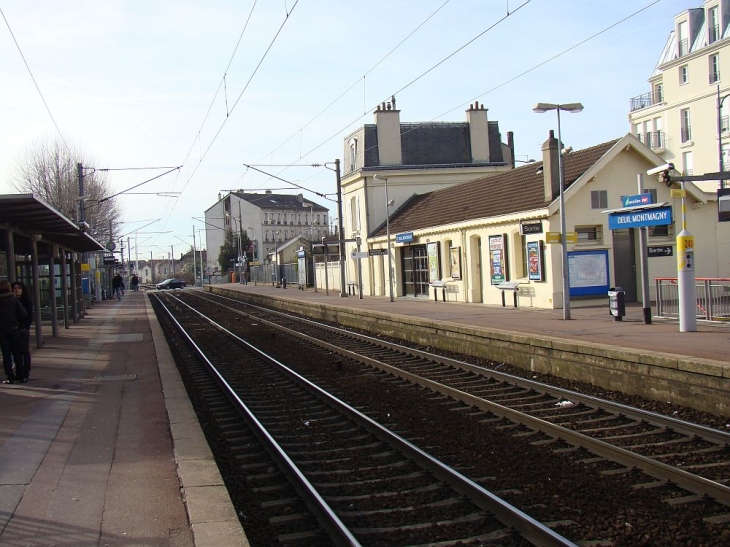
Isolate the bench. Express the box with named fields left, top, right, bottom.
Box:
left=430, top=280, right=458, bottom=302
left=496, top=281, right=522, bottom=308
left=347, top=282, right=358, bottom=296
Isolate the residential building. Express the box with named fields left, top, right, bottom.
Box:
left=204, top=191, right=328, bottom=283
left=341, top=99, right=516, bottom=295
left=628, top=0, right=730, bottom=191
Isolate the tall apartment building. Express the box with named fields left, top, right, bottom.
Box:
left=204, top=191, right=328, bottom=280
left=628, top=0, right=730, bottom=192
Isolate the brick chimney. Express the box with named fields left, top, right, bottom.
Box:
left=374, top=97, right=402, bottom=165
left=466, top=102, right=490, bottom=162
left=541, top=130, right=560, bottom=202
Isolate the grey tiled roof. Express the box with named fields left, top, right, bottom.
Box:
left=232, top=192, right=328, bottom=212
left=373, top=139, right=619, bottom=237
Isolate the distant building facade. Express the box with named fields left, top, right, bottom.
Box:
left=628, top=0, right=730, bottom=192
left=204, top=191, right=328, bottom=283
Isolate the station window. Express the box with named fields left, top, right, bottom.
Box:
left=590, top=190, right=607, bottom=209
left=576, top=225, right=602, bottom=244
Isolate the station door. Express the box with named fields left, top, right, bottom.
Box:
left=401, top=245, right=429, bottom=297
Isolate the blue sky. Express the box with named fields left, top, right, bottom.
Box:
left=0, top=0, right=693, bottom=258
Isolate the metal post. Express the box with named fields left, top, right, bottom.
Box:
left=718, top=85, right=726, bottom=190
left=637, top=174, right=652, bottom=324
left=677, top=180, right=697, bottom=332
left=192, top=226, right=198, bottom=286
left=556, top=109, right=571, bottom=319
left=335, top=159, right=348, bottom=297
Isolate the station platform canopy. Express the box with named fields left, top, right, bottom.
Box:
left=0, top=193, right=104, bottom=254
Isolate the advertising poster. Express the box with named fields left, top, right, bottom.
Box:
left=527, top=240, right=544, bottom=281
left=450, top=247, right=461, bottom=279
left=427, top=242, right=439, bottom=283
left=489, top=234, right=508, bottom=285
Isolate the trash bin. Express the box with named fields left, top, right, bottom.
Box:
left=608, top=287, right=625, bottom=321
left=281, top=278, right=287, bottom=289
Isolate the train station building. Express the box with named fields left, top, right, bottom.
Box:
left=342, top=128, right=727, bottom=310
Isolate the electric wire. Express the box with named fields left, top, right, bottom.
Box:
left=1, top=7, right=69, bottom=153
left=258, top=0, right=452, bottom=164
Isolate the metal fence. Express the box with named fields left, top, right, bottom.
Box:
left=655, top=278, right=730, bottom=321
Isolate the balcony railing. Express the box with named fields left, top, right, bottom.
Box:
left=678, top=38, right=689, bottom=57
left=680, top=126, right=692, bottom=143
left=641, top=130, right=665, bottom=149
left=709, top=24, right=721, bottom=44
left=629, top=91, right=658, bottom=112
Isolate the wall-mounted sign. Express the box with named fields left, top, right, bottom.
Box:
left=526, top=241, right=544, bottom=281
left=621, top=193, right=653, bottom=207
left=719, top=188, right=730, bottom=222
left=489, top=234, right=509, bottom=285
left=546, top=232, right=577, bottom=244
left=648, top=245, right=673, bottom=257
left=520, top=222, right=543, bottom=235
left=608, top=206, right=672, bottom=230
left=368, top=248, right=387, bottom=256
left=395, top=232, right=414, bottom=243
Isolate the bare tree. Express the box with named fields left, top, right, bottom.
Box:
left=11, top=137, right=121, bottom=245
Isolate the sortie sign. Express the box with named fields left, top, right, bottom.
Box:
left=608, top=206, right=673, bottom=230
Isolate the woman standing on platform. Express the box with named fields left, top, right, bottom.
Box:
left=0, top=280, right=27, bottom=384
left=11, top=282, right=32, bottom=381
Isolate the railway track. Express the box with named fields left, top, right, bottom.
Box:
left=174, top=290, right=730, bottom=529
left=151, top=292, right=576, bottom=546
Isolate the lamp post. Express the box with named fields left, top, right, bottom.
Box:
left=533, top=102, right=584, bottom=320
left=374, top=174, right=394, bottom=302
left=717, top=85, right=730, bottom=189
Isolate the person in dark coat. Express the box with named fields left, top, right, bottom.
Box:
left=0, top=280, right=27, bottom=384
left=112, top=273, right=123, bottom=300
left=11, top=281, right=32, bottom=380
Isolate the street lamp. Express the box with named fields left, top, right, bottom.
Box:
left=373, top=174, right=394, bottom=302
left=533, top=102, right=584, bottom=320
left=717, top=85, right=730, bottom=189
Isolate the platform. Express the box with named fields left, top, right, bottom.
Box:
left=219, top=281, right=730, bottom=363
left=0, top=291, right=248, bottom=547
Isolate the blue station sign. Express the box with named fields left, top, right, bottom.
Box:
left=608, top=206, right=673, bottom=230
left=395, top=232, right=414, bottom=243
left=621, top=193, right=653, bottom=207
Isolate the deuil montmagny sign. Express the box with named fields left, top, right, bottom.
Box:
left=608, top=206, right=672, bottom=230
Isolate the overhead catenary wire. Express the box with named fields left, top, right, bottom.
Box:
left=262, top=0, right=662, bottom=181
left=176, top=0, right=300, bottom=198
left=1, top=7, right=69, bottom=153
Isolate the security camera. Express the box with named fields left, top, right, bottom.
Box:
left=646, top=163, right=674, bottom=176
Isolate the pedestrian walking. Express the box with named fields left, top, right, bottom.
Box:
left=11, top=281, right=32, bottom=381
left=130, top=274, right=139, bottom=292
left=112, top=273, right=124, bottom=300
left=0, top=280, right=27, bottom=384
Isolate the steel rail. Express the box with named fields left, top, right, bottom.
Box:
left=162, top=292, right=578, bottom=547
left=151, top=294, right=362, bottom=547
left=189, top=292, right=730, bottom=508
